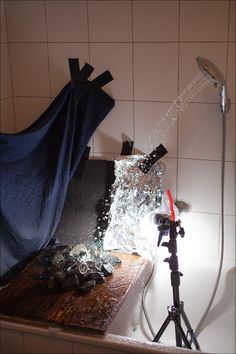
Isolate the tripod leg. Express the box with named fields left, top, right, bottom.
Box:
left=153, top=315, right=171, bottom=343
left=175, top=326, right=182, bottom=347
left=173, top=316, right=191, bottom=349
left=181, top=307, right=201, bottom=350
left=175, top=312, right=182, bottom=347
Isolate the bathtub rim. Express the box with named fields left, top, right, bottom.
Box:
left=0, top=318, right=210, bottom=354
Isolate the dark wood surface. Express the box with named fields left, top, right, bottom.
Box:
left=0, top=247, right=148, bottom=334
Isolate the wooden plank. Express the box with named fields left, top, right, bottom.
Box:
left=0, top=247, right=149, bottom=334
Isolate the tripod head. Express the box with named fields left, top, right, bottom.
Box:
left=154, top=214, right=185, bottom=247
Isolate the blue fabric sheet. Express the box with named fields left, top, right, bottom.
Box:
left=0, top=71, right=114, bottom=277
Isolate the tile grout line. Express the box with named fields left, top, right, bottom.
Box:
left=3, top=2, right=17, bottom=132
left=176, top=0, right=181, bottom=202
left=6, top=40, right=232, bottom=44
left=44, top=1, right=52, bottom=100
left=86, top=0, right=94, bottom=159
left=131, top=0, right=135, bottom=148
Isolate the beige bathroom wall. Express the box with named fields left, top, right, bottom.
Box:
left=2, top=0, right=236, bottom=260
left=0, top=0, right=14, bottom=133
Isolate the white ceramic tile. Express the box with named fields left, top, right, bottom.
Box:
left=178, top=102, right=222, bottom=160
left=178, top=102, right=235, bottom=162
left=225, top=104, right=235, bottom=162
left=93, top=100, right=133, bottom=154
left=178, top=158, right=221, bottom=214
left=227, top=42, right=235, bottom=104
left=0, top=97, right=15, bottom=133
left=177, top=212, right=220, bottom=259
left=48, top=43, right=89, bottom=97
left=0, top=328, right=24, bottom=353
left=5, top=0, right=47, bottom=42
left=92, top=152, right=120, bottom=161
left=179, top=42, right=228, bottom=103
left=134, top=101, right=177, bottom=157
left=24, top=333, right=72, bottom=353
left=180, top=0, right=228, bottom=42
left=229, top=0, right=235, bottom=42
left=9, top=43, right=50, bottom=97
left=224, top=162, right=236, bottom=216
left=160, top=157, right=177, bottom=199
left=46, top=0, right=88, bottom=42
left=133, top=0, right=178, bottom=42
left=90, top=43, right=133, bottom=100
left=14, top=97, right=51, bottom=132
left=224, top=215, right=236, bottom=260
left=134, top=43, right=178, bottom=101
left=1, top=0, right=8, bottom=43
left=88, top=0, right=132, bottom=42
left=1, top=43, right=13, bottom=99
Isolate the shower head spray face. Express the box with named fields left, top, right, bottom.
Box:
left=196, top=56, right=225, bottom=86
left=196, top=56, right=230, bottom=114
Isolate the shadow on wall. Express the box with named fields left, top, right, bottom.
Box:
left=200, top=266, right=236, bottom=331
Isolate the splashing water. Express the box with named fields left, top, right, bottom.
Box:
left=146, top=72, right=209, bottom=149
left=103, top=156, right=166, bottom=259
left=101, top=73, right=209, bottom=258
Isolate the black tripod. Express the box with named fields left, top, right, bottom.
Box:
left=153, top=216, right=200, bottom=350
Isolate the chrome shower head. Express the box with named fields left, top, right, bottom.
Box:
left=196, top=56, right=230, bottom=114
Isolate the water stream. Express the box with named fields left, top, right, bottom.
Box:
left=146, top=72, right=209, bottom=149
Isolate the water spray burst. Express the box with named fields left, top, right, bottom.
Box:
left=146, top=73, right=209, bottom=149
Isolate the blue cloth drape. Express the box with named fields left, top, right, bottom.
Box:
left=0, top=74, right=114, bottom=276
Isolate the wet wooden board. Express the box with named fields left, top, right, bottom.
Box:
left=0, top=247, right=149, bottom=334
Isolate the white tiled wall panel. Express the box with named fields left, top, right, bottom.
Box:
left=180, top=0, right=229, bottom=42
left=179, top=102, right=236, bottom=162
left=225, top=104, right=236, bottom=162
left=178, top=103, right=222, bottom=160
left=1, top=1, right=14, bottom=133
left=1, top=43, right=12, bottom=99
left=229, top=0, right=236, bottom=42
left=134, top=43, right=178, bottom=101
left=177, top=212, right=220, bottom=259
left=93, top=100, right=133, bottom=154
left=90, top=43, right=133, bottom=100
left=178, top=158, right=221, bottom=214
left=133, top=0, right=179, bottom=42
left=45, top=1, right=88, bottom=43
left=88, top=0, right=132, bottom=43
left=48, top=43, right=89, bottom=97
left=14, top=97, right=51, bottom=132
left=1, top=0, right=8, bottom=43
left=5, top=0, right=47, bottom=43
left=0, top=97, right=15, bottom=133
left=160, top=157, right=177, bottom=200
left=134, top=101, right=177, bottom=157
left=9, top=43, right=50, bottom=97
left=227, top=42, right=235, bottom=104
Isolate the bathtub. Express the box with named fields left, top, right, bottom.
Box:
left=0, top=257, right=209, bottom=354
